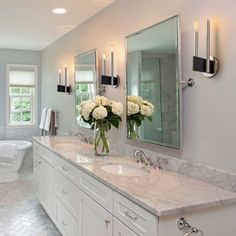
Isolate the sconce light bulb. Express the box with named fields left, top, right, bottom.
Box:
left=59, top=68, right=62, bottom=73
left=110, top=46, right=114, bottom=52
left=194, top=22, right=199, bottom=32
left=64, top=63, right=67, bottom=67
left=103, top=53, right=106, bottom=60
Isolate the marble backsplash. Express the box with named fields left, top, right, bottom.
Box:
left=64, top=129, right=236, bottom=193
left=109, top=140, right=236, bottom=193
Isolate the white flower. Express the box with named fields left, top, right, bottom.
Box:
left=127, top=102, right=140, bottom=116
left=92, top=106, right=108, bottom=120
left=111, top=102, right=123, bottom=117
left=140, top=105, right=153, bottom=117
left=128, top=95, right=143, bottom=105
left=82, top=107, right=91, bottom=120
left=143, top=100, right=154, bottom=113
left=80, top=100, right=97, bottom=120
left=95, top=95, right=111, bottom=106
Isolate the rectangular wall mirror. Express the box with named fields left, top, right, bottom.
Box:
left=74, top=49, right=98, bottom=128
left=126, top=15, right=181, bottom=149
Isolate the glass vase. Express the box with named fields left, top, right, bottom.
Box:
left=127, top=119, right=138, bottom=140
left=94, top=122, right=110, bottom=156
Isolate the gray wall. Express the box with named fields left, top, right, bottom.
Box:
left=41, top=0, right=236, bottom=174
left=0, top=48, right=41, bottom=140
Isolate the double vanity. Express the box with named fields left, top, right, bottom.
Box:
left=33, top=136, right=236, bottom=236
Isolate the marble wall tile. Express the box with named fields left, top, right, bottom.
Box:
left=110, top=140, right=236, bottom=193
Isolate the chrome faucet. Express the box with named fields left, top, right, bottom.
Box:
left=75, top=131, right=89, bottom=143
left=133, top=150, right=168, bottom=169
left=133, top=150, right=152, bottom=166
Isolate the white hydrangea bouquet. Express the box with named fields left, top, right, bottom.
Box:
left=79, top=96, right=123, bottom=156
left=127, top=95, right=154, bottom=139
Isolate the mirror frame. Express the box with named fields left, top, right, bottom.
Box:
left=74, top=49, right=99, bottom=128
left=125, top=15, right=182, bottom=151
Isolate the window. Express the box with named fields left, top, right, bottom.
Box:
left=75, top=69, right=96, bottom=103
left=7, top=65, right=37, bottom=126
left=75, top=67, right=96, bottom=127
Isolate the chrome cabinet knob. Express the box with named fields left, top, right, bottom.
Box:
left=62, top=166, right=67, bottom=171
left=105, top=219, right=110, bottom=227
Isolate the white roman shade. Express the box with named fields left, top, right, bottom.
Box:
left=9, top=68, right=36, bottom=87
left=76, top=70, right=94, bottom=83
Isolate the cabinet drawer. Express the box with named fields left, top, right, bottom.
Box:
left=114, top=192, right=158, bottom=236
left=33, top=154, right=41, bottom=172
left=55, top=170, right=78, bottom=218
left=113, top=217, right=138, bottom=236
left=54, top=198, right=77, bottom=236
left=34, top=142, right=55, bottom=166
left=77, top=170, right=113, bottom=212
left=55, top=156, right=77, bottom=184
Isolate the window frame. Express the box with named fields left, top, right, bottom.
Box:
left=6, top=64, right=38, bottom=127
left=75, top=65, right=97, bottom=128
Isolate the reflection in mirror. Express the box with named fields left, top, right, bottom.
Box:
left=75, top=50, right=98, bottom=128
left=126, top=16, right=181, bottom=149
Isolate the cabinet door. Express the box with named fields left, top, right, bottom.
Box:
left=41, top=159, right=54, bottom=217
left=78, top=190, right=112, bottom=236
left=113, top=218, right=138, bottom=236
left=33, top=155, right=42, bottom=200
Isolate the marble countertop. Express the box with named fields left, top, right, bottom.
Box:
left=33, top=136, right=236, bottom=217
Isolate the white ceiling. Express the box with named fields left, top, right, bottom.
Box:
left=0, top=0, right=115, bottom=51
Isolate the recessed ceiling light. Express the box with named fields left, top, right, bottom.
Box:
left=52, top=8, right=67, bottom=14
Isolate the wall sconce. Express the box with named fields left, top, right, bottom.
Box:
left=101, top=46, right=120, bottom=88
left=193, top=19, right=219, bottom=78
left=57, top=63, right=72, bottom=94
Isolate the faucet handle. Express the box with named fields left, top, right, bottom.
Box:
left=133, top=150, right=141, bottom=163
left=155, top=156, right=168, bottom=169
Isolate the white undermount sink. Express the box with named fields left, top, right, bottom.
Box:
left=100, top=162, right=149, bottom=177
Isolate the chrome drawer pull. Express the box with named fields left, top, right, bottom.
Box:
left=105, top=219, right=110, bottom=227
left=62, top=220, right=68, bottom=226
left=125, top=211, right=138, bottom=221
left=62, top=166, right=67, bottom=171
left=62, top=189, right=68, bottom=195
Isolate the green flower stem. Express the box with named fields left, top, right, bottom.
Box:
left=128, top=119, right=138, bottom=140
left=94, top=122, right=109, bottom=156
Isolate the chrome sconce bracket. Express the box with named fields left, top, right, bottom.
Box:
left=101, top=45, right=120, bottom=89
left=97, top=86, right=106, bottom=93
left=179, top=78, right=195, bottom=89
left=57, top=84, right=72, bottom=95
left=193, top=56, right=219, bottom=78
left=101, top=74, right=120, bottom=88
left=57, top=64, right=71, bottom=95
left=193, top=19, right=219, bottom=78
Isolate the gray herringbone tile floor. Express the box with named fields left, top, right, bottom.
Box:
left=0, top=170, right=61, bottom=236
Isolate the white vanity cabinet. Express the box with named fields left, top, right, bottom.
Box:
left=113, top=218, right=138, bottom=236
left=33, top=141, right=236, bottom=236
left=78, top=190, right=113, bottom=236
left=33, top=143, right=54, bottom=218
left=33, top=142, right=158, bottom=236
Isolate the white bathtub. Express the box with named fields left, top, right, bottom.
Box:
left=0, top=140, right=32, bottom=183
